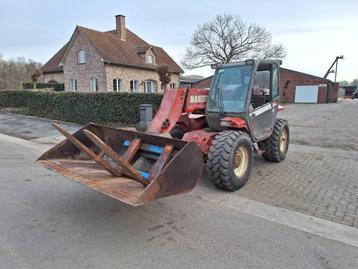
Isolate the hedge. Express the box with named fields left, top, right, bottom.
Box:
left=23, top=82, right=65, bottom=91
left=0, top=90, right=163, bottom=125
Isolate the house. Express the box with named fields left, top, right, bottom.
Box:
left=41, top=15, right=183, bottom=93
left=191, top=67, right=339, bottom=103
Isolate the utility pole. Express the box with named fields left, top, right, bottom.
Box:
left=323, top=55, right=344, bottom=81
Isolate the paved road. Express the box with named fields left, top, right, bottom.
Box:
left=281, top=99, right=358, bottom=151
left=1, top=100, right=358, bottom=227
left=0, top=112, right=80, bottom=144
left=1, top=134, right=358, bottom=269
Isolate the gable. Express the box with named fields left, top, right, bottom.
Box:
left=46, top=25, right=183, bottom=75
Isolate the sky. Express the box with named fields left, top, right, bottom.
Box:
left=0, top=0, right=357, bottom=81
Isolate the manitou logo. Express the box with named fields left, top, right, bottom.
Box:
left=190, top=95, right=208, bottom=103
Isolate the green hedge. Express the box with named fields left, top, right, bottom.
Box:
left=0, top=90, right=163, bottom=124
left=23, top=82, right=65, bottom=91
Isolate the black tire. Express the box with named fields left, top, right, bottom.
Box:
left=170, top=125, right=185, bottom=139
left=207, top=131, right=253, bottom=191
left=262, top=118, right=289, bottom=162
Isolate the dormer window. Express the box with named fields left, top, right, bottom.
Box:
left=147, top=55, right=154, bottom=64
left=78, top=50, right=86, bottom=64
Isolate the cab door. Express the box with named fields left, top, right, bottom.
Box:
left=249, top=63, right=279, bottom=141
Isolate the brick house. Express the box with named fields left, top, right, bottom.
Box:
left=191, top=67, right=338, bottom=103
left=41, top=15, right=183, bottom=93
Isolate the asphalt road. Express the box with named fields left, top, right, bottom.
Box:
left=1, top=134, right=358, bottom=268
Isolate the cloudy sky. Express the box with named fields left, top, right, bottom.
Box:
left=0, top=0, right=357, bottom=81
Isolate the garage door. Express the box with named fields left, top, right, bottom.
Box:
left=295, top=85, right=318, bottom=103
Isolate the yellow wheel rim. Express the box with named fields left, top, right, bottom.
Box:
left=279, top=128, right=288, bottom=153
left=234, top=145, right=249, bottom=178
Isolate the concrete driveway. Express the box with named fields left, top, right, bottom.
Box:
left=1, top=133, right=358, bottom=269
left=0, top=100, right=358, bottom=227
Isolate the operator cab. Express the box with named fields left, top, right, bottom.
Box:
left=206, top=59, right=281, bottom=142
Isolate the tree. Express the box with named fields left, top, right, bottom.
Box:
left=157, top=65, right=172, bottom=90
left=351, top=79, right=358, bottom=86
left=0, top=54, right=42, bottom=89
left=31, top=69, right=42, bottom=89
left=182, top=14, right=286, bottom=69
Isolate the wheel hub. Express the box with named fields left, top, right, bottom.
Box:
left=279, top=128, right=288, bottom=153
left=234, top=145, right=249, bottom=178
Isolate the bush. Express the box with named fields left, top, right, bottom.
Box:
left=0, top=90, right=163, bottom=124
left=22, top=82, right=65, bottom=91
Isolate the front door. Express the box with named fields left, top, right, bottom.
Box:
left=250, top=103, right=277, bottom=141
left=249, top=63, right=280, bottom=141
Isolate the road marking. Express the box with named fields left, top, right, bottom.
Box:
left=217, top=195, right=358, bottom=248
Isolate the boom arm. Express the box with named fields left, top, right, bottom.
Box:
left=146, top=88, right=209, bottom=135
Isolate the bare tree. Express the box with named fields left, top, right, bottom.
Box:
left=182, top=14, right=286, bottom=69
left=0, top=54, right=42, bottom=89
left=157, top=65, right=172, bottom=90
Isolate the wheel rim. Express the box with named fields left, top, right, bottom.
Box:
left=279, top=128, right=288, bottom=153
left=234, top=145, right=249, bottom=178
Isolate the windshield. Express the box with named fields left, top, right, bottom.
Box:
left=207, top=64, right=253, bottom=113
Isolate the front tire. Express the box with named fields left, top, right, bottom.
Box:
left=207, top=131, right=253, bottom=191
left=262, top=118, right=289, bottom=162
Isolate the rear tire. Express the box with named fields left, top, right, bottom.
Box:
left=207, top=131, right=253, bottom=191
left=262, top=118, right=289, bottom=162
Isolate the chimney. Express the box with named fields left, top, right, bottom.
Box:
left=115, top=14, right=126, bottom=41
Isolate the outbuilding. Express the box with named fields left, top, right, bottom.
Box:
left=191, top=67, right=339, bottom=103
left=280, top=68, right=338, bottom=103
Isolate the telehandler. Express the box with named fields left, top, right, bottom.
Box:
left=37, top=59, right=289, bottom=206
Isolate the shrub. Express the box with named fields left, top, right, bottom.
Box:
left=0, top=90, right=162, bottom=125
left=22, top=82, right=65, bottom=91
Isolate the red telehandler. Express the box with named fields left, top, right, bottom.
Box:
left=37, top=59, right=289, bottom=206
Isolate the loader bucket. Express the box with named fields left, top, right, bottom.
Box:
left=36, top=123, right=203, bottom=206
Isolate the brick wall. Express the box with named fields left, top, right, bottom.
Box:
left=42, top=73, right=65, bottom=84
left=63, top=32, right=107, bottom=92
left=105, top=65, right=179, bottom=93
left=62, top=31, right=180, bottom=93
left=280, top=68, right=334, bottom=103
left=192, top=76, right=213, bottom=88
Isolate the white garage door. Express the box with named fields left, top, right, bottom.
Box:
left=295, top=85, right=318, bottom=103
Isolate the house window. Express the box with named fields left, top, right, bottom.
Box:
left=69, top=78, right=77, bottom=92
left=77, top=50, right=86, bottom=64
left=144, top=80, right=154, bottom=93
left=147, top=55, right=154, bottom=64
left=113, top=78, right=122, bottom=92
left=90, top=77, right=98, bottom=92
left=130, top=80, right=139, bottom=93
left=169, top=82, right=176, bottom=88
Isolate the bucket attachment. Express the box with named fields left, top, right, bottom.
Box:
left=36, top=123, right=203, bottom=206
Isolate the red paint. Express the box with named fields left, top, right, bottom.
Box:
left=176, top=113, right=208, bottom=132
left=220, top=117, right=247, bottom=129
left=182, top=130, right=218, bottom=154
left=184, top=88, right=209, bottom=113
left=146, top=88, right=209, bottom=135
left=146, top=88, right=187, bottom=134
